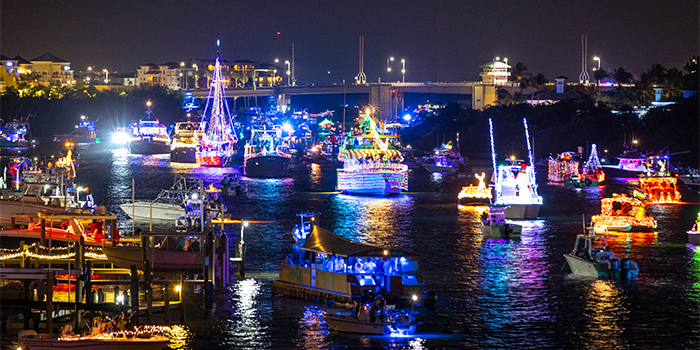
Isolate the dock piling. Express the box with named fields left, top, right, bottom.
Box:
left=145, top=260, right=152, bottom=324
left=130, top=265, right=139, bottom=325
left=164, top=283, right=170, bottom=325
left=46, top=271, right=54, bottom=333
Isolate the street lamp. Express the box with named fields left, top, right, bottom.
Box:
left=593, top=56, right=601, bottom=85
left=285, top=60, right=290, bottom=85
left=103, top=69, right=108, bottom=84
left=179, top=72, right=184, bottom=90
left=387, top=57, right=394, bottom=82
left=401, top=59, right=406, bottom=83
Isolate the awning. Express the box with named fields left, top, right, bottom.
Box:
left=345, top=149, right=402, bottom=159
left=301, top=225, right=419, bottom=259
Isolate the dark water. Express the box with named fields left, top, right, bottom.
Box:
left=3, top=144, right=700, bottom=349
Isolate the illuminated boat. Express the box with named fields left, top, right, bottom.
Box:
left=54, top=116, right=100, bottom=146
left=18, top=326, right=170, bottom=350
left=489, top=118, right=542, bottom=219
left=170, top=121, right=201, bottom=163
left=323, top=312, right=416, bottom=336
left=634, top=176, right=681, bottom=203
left=422, top=140, right=464, bottom=173
left=458, top=172, right=492, bottom=205
left=547, top=151, right=579, bottom=183
left=196, top=39, right=237, bottom=167
left=574, top=144, right=605, bottom=187
left=0, top=120, right=35, bottom=155
left=688, top=212, right=700, bottom=245
left=336, top=108, right=408, bottom=195
left=244, top=127, right=291, bottom=178
left=591, top=193, right=657, bottom=233
left=564, top=233, right=639, bottom=279
left=478, top=205, right=522, bottom=239
left=128, top=102, right=171, bottom=154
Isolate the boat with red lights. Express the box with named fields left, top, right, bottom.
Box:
left=336, top=108, right=407, bottom=195
left=564, top=232, right=639, bottom=279
left=572, top=144, right=605, bottom=187
left=591, top=193, right=657, bottom=233
left=547, top=151, right=579, bottom=183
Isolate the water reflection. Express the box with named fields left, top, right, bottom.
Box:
left=167, top=325, right=194, bottom=349
left=224, top=279, right=269, bottom=348
left=687, top=245, right=700, bottom=304
left=297, top=306, right=329, bottom=349
left=330, top=195, right=415, bottom=247
left=582, top=280, right=629, bottom=349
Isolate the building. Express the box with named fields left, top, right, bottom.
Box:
left=29, top=53, right=74, bottom=86
left=479, top=60, right=511, bottom=85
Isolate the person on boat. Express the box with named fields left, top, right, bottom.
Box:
left=286, top=253, right=294, bottom=265
left=94, top=220, right=103, bottom=243
left=27, top=218, right=38, bottom=230
left=481, top=211, right=490, bottom=226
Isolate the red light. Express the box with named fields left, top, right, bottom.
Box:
left=277, top=31, right=281, bottom=35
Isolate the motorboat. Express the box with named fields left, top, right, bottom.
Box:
left=564, top=232, right=639, bottom=279
left=196, top=40, right=237, bottom=167
left=170, top=121, right=201, bottom=163
left=547, top=151, right=579, bottom=183
left=323, top=312, right=416, bottom=336
left=119, top=178, right=213, bottom=222
left=479, top=205, right=522, bottom=239
left=54, top=117, right=100, bottom=148
left=634, top=176, right=681, bottom=204
left=128, top=103, right=171, bottom=154
left=422, top=139, right=464, bottom=173
left=590, top=193, right=657, bottom=233
left=689, top=212, right=700, bottom=245
left=0, top=120, right=35, bottom=155
left=336, top=107, right=408, bottom=195
left=489, top=118, right=542, bottom=219
left=18, top=325, right=170, bottom=350
left=458, top=172, right=492, bottom=205
left=244, top=127, right=291, bottom=178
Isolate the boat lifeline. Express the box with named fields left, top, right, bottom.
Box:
left=128, top=102, right=171, bottom=154
left=564, top=232, right=639, bottom=279
left=336, top=108, right=408, bottom=195
left=244, top=126, right=291, bottom=178
left=489, top=118, right=542, bottom=219
left=196, top=39, right=237, bottom=167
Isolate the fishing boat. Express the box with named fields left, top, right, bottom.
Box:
left=590, top=193, right=657, bottom=233
left=18, top=325, right=170, bottom=350
left=273, top=219, right=426, bottom=303
left=478, top=205, right=522, bottom=239
left=457, top=172, right=492, bottom=205
left=572, top=144, right=605, bottom=187
left=196, top=39, right=237, bottom=167
left=170, top=121, right=201, bottom=163
left=119, top=178, right=213, bottom=222
left=128, top=102, right=171, bottom=154
left=336, top=108, right=408, bottom=195
left=0, top=120, right=35, bottom=155
left=547, top=151, right=579, bottom=183
left=688, top=212, right=700, bottom=245
left=564, top=232, right=639, bottom=279
left=244, top=127, right=291, bottom=178
left=422, top=140, right=464, bottom=173
left=489, top=118, right=542, bottom=219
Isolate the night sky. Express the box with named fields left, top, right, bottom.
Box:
left=2, top=0, right=698, bottom=84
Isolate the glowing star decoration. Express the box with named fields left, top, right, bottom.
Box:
left=458, top=172, right=493, bottom=200
left=591, top=193, right=657, bottom=230
left=547, top=152, right=579, bottom=182
left=636, top=176, right=681, bottom=203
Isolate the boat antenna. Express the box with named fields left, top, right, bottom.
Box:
left=489, top=118, right=496, bottom=174
left=523, top=118, right=533, bottom=166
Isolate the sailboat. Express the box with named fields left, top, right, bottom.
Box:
left=196, top=39, right=237, bottom=167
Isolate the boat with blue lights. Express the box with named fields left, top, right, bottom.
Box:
left=336, top=108, right=408, bottom=195
left=489, top=118, right=542, bottom=219
left=128, top=102, right=171, bottom=154
left=422, top=139, right=464, bottom=173
left=564, top=232, right=639, bottom=279
left=196, top=39, right=237, bottom=167
left=0, top=120, right=35, bottom=156
left=244, top=127, right=291, bottom=178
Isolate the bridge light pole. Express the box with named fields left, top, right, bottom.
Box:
left=386, top=57, right=394, bottom=83
left=401, top=59, right=405, bottom=83
left=593, top=56, right=600, bottom=85
left=285, top=60, right=290, bottom=86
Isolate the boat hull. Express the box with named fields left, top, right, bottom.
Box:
left=498, top=204, right=540, bottom=220
left=245, top=155, right=290, bottom=178
left=119, top=201, right=184, bottom=221
left=564, top=254, right=639, bottom=279
left=323, top=315, right=389, bottom=335
left=170, top=147, right=197, bottom=163
left=479, top=223, right=522, bottom=239
left=689, top=231, right=700, bottom=245
left=102, top=246, right=206, bottom=270
left=423, top=164, right=457, bottom=173
left=337, top=170, right=407, bottom=196
left=20, top=335, right=169, bottom=350
left=129, top=139, right=170, bottom=154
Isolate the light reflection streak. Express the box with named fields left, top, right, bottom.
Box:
left=297, top=306, right=329, bottom=349
left=310, top=163, right=322, bottom=188
left=581, top=281, right=629, bottom=348
left=688, top=245, right=700, bottom=304
left=330, top=195, right=415, bottom=247
left=167, top=325, right=193, bottom=349
left=224, top=279, right=269, bottom=348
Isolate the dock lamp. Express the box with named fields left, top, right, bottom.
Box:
left=176, top=284, right=182, bottom=302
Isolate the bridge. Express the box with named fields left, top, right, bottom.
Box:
left=189, top=82, right=510, bottom=119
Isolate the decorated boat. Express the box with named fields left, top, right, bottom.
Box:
left=547, top=151, right=579, bottom=183
left=632, top=153, right=681, bottom=204
left=478, top=205, right=522, bottom=239
left=119, top=178, right=215, bottom=222
left=336, top=108, right=408, bottom=195
left=590, top=193, right=657, bottom=233
left=323, top=310, right=416, bottom=336
left=689, top=212, right=700, bottom=245
left=0, top=120, right=34, bottom=155
left=564, top=233, right=639, bottom=279
left=489, top=118, right=542, bottom=219
left=196, top=39, right=237, bottom=167
left=54, top=116, right=100, bottom=146
left=244, top=127, right=291, bottom=178
left=573, top=144, right=605, bottom=187
left=458, top=172, right=492, bottom=205
left=128, top=102, right=171, bottom=154
left=422, top=139, right=464, bottom=173
left=170, top=121, right=201, bottom=163
left=18, top=325, right=170, bottom=350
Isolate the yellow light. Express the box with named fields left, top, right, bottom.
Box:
left=383, top=250, right=388, bottom=256
left=510, top=155, right=515, bottom=160
left=175, top=285, right=181, bottom=292
left=147, top=101, right=151, bottom=107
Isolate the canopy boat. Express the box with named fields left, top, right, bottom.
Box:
left=564, top=233, right=639, bottom=279
left=458, top=172, right=492, bottom=205
left=603, top=138, right=647, bottom=175
left=479, top=205, right=522, bottom=239
left=170, top=121, right=201, bottom=163
left=196, top=39, right=237, bottom=167
left=571, top=144, right=605, bottom=187
left=336, top=108, right=408, bottom=195
left=489, top=118, right=542, bottom=219
left=244, top=127, right=291, bottom=178
left=422, top=139, right=464, bottom=173
left=591, top=193, right=657, bottom=233
left=547, top=151, right=579, bottom=183
left=688, top=212, right=700, bottom=245
left=18, top=325, right=170, bottom=350
left=274, top=221, right=425, bottom=303
left=128, top=103, right=171, bottom=154
left=119, top=177, right=216, bottom=222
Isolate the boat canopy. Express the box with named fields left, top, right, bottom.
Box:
left=301, top=226, right=419, bottom=259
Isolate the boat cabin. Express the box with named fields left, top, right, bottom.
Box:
left=591, top=193, right=657, bottom=231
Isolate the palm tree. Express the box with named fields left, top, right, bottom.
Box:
left=593, top=68, right=608, bottom=86
left=612, top=67, right=633, bottom=86
left=663, top=67, right=683, bottom=98
left=529, top=73, right=549, bottom=102
left=649, top=63, right=666, bottom=85
left=509, top=62, right=532, bottom=92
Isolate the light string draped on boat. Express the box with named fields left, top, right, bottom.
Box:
left=489, top=118, right=497, bottom=174
left=0, top=242, right=106, bottom=260
left=523, top=118, right=533, bottom=167
left=367, top=114, right=390, bottom=152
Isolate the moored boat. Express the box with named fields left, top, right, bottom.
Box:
left=564, top=232, right=639, bottom=279
left=590, top=193, right=657, bottom=233
left=119, top=177, right=215, bottom=222
left=18, top=325, right=170, bottom=350
left=102, top=237, right=209, bottom=271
